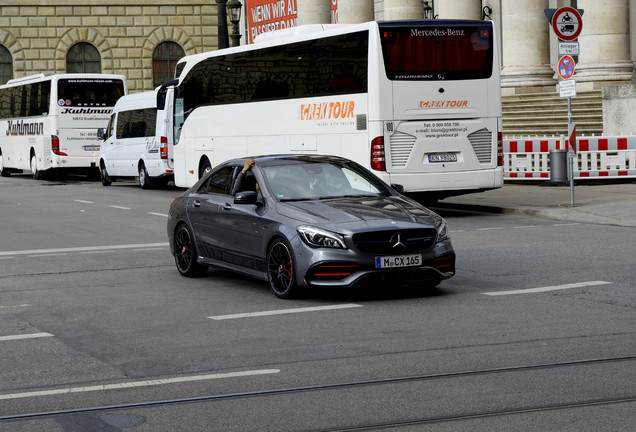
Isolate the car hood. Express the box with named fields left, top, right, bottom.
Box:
left=276, top=196, right=438, bottom=228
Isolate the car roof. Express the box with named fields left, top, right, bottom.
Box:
left=226, top=154, right=351, bottom=168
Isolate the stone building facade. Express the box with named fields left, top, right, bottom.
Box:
left=1, top=0, right=635, bottom=96
left=0, top=0, right=218, bottom=91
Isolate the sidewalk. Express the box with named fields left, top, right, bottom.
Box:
left=438, top=181, right=636, bottom=227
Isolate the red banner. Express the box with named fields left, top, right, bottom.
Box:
left=246, top=0, right=298, bottom=43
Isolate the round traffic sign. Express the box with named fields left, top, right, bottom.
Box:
left=552, top=7, right=582, bottom=41
left=558, top=55, right=575, bottom=80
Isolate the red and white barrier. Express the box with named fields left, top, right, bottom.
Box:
left=504, top=136, right=636, bottom=180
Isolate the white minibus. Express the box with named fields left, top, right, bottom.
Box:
left=171, top=20, right=503, bottom=201
left=98, top=88, right=174, bottom=188
left=0, top=73, right=127, bottom=178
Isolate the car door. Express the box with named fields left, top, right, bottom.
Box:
left=214, top=168, right=270, bottom=272
left=186, top=166, right=234, bottom=260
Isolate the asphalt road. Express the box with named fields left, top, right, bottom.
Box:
left=1, top=174, right=634, bottom=432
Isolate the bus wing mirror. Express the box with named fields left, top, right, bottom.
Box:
left=97, top=128, right=105, bottom=141
left=157, top=79, right=179, bottom=110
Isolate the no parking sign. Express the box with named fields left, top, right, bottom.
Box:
left=558, top=55, right=575, bottom=80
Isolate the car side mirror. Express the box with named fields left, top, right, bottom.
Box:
left=390, top=183, right=405, bottom=195
left=234, top=190, right=258, bottom=205
left=97, top=128, right=105, bottom=141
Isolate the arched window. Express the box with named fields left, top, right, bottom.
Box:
left=0, top=45, right=13, bottom=85
left=67, top=43, right=101, bottom=73
left=153, top=42, right=185, bottom=87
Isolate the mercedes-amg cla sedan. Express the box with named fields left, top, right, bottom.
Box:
left=167, top=155, right=455, bottom=298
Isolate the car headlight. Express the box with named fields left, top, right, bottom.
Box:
left=297, top=226, right=347, bottom=249
left=435, top=217, right=450, bottom=242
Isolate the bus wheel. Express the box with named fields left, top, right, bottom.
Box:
left=0, top=153, right=10, bottom=177
left=31, top=154, right=42, bottom=180
left=139, top=163, right=151, bottom=189
left=199, top=158, right=211, bottom=179
left=100, top=164, right=112, bottom=186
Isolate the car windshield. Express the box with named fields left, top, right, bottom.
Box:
left=262, top=161, right=391, bottom=201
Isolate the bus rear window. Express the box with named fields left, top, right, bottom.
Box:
left=57, top=78, right=125, bottom=107
left=379, top=22, right=493, bottom=81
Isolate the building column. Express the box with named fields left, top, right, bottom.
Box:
left=383, top=0, right=424, bottom=20
left=297, top=0, right=332, bottom=25
left=437, top=0, right=482, bottom=20
left=338, top=0, right=374, bottom=23
left=500, top=0, right=557, bottom=94
left=575, top=0, right=633, bottom=89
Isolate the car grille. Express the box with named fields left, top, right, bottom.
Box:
left=352, top=229, right=436, bottom=254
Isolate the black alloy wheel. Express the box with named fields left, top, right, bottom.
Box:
left=174, top=224, right=206, bottom=277
left=267, top=239, right=297, bottom=299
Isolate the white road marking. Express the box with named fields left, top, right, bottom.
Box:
left=514, top=225, right=543, bottom=229
left=0, top=243, right=169, bottom=257
left=482, top=281, right=613, bottom=296
left=73, top=200, right=94, bottom=204
left=553, top=223, right=581, bottom=226
left=79, top=250, right=116, bottom=255
left=477, top=227, right=504, bottom=231
left=0, top=332, right=53, bottom=342
left=0, top=304, right=30, bottom=310
left=147, top=212, right=169, bottom=218
left=28, top=253, right=68, bottom=258
left=108, top=205, right=131, bottom=210
left=209, top=304, right=364, bottom=320
left=0, top=369, right=280, bottom=401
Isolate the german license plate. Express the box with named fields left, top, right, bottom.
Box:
left=428, top=153, right=457, bottom=163
left=83, top=145, right=100, bottom=151
left=375, top=254, right=422, bottom=269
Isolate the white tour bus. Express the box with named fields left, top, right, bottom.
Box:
left=171, top=20, right=503, bottom=200
left=0, top=73, right=127, bottom=179
left=98, top=88, right=174, bottom=188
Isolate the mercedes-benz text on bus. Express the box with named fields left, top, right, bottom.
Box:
left=171, top=20, right=503, bottom=200
left=0, top=73, right=127, bottom=179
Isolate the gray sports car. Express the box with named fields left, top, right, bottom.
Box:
left=167, top=155, right=455, bottom=298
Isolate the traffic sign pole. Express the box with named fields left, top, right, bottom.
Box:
left=545, top=7, right=583, bottom=204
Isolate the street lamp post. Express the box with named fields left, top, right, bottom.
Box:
left=216, top=0, right=229, bottom=49
left=422, top=1, right=433, bottom=19
left=227, top=0, right=243, bottom=47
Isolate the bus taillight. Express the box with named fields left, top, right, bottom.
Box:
left=371, top=137, right=386, bottom=171
left=497, top=132, right=503, bottom=166
left=51, top=135, right=67, bottom=156
left=160, top=136, right=168, bottom=160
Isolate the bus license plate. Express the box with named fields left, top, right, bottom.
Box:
left=375, top=254, right=422, bottom=269
left=83, top=145, right=100, bottom=151
left=428, top=153, right=457, bottom=163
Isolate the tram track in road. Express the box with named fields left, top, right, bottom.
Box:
left=2, top=355, right=635, bottom=426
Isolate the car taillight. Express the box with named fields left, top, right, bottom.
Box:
left=160, top=136, right=168, bottom=160
left=371, top=136, right=386, bottom=171
left=497, top=132, right=503, bottom=167
left=51, top=135, right=67, bottom=156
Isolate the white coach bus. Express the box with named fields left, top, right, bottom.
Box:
left=0, top=73, right=127, bottom=179
left=171, top=20, right=503, bottom=200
